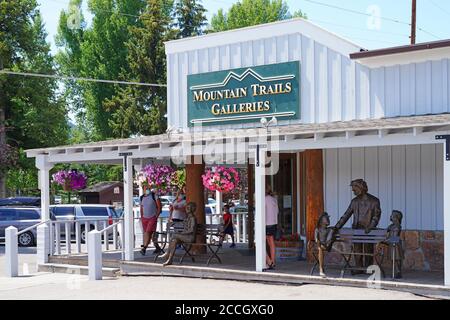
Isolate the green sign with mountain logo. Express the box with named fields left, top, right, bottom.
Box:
left=187, top=61, right=300, bottom=126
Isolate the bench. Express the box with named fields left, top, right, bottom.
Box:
left=309, top=228, right=387, bottom=278
left=154, top=223, right=225, bottom=266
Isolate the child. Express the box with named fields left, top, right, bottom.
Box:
left=314, top=212, right=335, bottom=277
left=382, top=210, right=404, bottom=279
left=221, top=204, right=235, bottom=248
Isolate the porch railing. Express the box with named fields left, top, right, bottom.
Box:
left=49, top=218, right=123, bottom=256
left=5, top=220, right=51, bottom=277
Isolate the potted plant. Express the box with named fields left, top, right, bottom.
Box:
left=51, top=169, right=87, bottom=204
left=141, top=164, right=174, bottom=193
left=201, top=166, right=240, bottom=193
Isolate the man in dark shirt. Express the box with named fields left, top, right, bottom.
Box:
left=335, top=179, right=382, bottom=271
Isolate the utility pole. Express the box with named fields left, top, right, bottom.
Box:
left=411, top=0, right=417, bottom=45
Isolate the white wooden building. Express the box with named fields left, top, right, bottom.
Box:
left=25, top=18, right=450, bottom=286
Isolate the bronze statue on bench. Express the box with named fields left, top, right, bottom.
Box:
left=334, top=179, right=382, bottom=274
left=314, top=212, right=336, bottom=277
left=161, top=201, right=197, bottom=266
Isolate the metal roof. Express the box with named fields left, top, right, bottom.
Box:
left=25, top=113, right=450, bottom=159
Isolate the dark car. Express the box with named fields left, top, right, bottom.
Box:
left=0, top=197, right=41, bottom=207
left=0, top=207, right=41, bottom=246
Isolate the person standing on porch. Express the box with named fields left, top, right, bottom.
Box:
left=169, top=189, right=187, bottom=222
left=140, top=187, right=162, bottom=256
left=265, top=185, right=278, bottom=270
left=221, top=204, right=236, bottom=248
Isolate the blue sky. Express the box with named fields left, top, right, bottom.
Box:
left=37, top=0, right=450, bottom=52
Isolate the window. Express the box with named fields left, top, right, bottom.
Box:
left=82, top=207, right=109, bottom=217
left=17, top=210, right=40, bottom=220
left=0, top=209, right=17, bottom=221
left=53, top=206, right=75, bottom=216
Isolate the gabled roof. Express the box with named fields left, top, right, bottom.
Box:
left=79, top=181, right=122, bottom=193
left=165, top=18, right=363, bottom=57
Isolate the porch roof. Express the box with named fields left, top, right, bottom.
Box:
left=25, top=113, right=450, bottom=163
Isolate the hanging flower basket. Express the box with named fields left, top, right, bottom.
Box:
left=141, top=164, right=174, bottom=193
left=202, top=166, right=240, bottom=193
left=51, top=169, right=88, bottom=191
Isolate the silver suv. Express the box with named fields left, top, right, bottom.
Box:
left=50, top=204, right=119, bottom=243
left=0, top=207, right=41, bottom=247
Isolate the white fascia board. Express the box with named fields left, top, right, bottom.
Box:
left=278, top=131, right=446, bottom=151
left=165, top=18, right=362, bottom=57
left=354, top=47, right=450, bottom=68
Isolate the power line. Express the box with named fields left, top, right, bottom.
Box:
left=303, top=0, right=441, bottom=40
left=307, top=18, right=410, bottom=38
left=429, top=0, right=450, bottom=18
left=0, top=70, right=167, bottom=87
left=304, top=0, right=410, bottom=25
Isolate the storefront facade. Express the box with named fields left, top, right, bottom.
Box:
left=26, top=18, right=450, bottom=285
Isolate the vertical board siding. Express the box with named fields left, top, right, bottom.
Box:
left=324, top=145, right=444, bottom=231
left=315, top=42, right=328, bottom=123
left=168, top=31, right=449, bottom=130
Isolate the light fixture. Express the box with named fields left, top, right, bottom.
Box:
left=260, top=116, right=277, bottom=131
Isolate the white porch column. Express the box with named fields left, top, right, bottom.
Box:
left=134, top=163, right=144, bottom=248
left=255, top=148, right=266, bottom=272
left=36, top=156, right=53, bottom=263
left=123, top=155, right=134, bottom=261
left=444, top=143, right=450, bottom=287
left=36, top=156, right=53, bottom=221
left=216, top=190, right=222, bottom=216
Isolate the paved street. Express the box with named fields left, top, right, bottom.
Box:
left=0, top=246, right=433, bottom=300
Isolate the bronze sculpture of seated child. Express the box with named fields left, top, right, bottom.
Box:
left=314, top=212, right=336, bottom=277
left=160, top=201, right=197, bottom=266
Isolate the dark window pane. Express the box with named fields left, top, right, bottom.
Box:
left=0, top=209, right=17, bottom=221
left=18, top=210, right=40, bottom=220
left=82, top=207, right=108, bottom=217
left=53, top=207, right=75, bottom=216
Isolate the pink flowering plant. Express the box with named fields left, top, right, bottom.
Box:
left=51, top=169, right=88, bottom=191
left=202, top=166, right=240, bottom=193
left=142, top=164, right=174, bottom=192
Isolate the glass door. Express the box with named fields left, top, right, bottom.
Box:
left=267, top=154, right=297, bottom=236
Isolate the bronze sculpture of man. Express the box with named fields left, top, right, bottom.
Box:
left=334, top=179, right=381, bottom=272
left=161, top=201, right=197, bottom=266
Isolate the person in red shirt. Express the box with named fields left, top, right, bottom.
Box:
left=221, top=204, right=235, bottom=248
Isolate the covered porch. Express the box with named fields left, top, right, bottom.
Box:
left=25, top=113, right=450, bottom=290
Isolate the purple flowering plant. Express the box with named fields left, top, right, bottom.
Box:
left=141, top=164, right=174, bottom=192
left=52, top=169, right=88, bottom=191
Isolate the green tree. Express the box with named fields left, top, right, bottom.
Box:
left=56, top=0, right=147, bottom=140
left=210, top=0, right=306, bottom=32
left=104, top=0, right=175, bottom=138
left=173, top=0, right=207, bottom=38
left=0, top=0, right=69, bottom=197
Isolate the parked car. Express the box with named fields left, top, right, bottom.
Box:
left=0, top=207, right=41, bottom=246
left=160, top=195, right=176, bottom=207
left=49, top=204, right=119, bottom=243
left=0, top=197, right=40, bottom=207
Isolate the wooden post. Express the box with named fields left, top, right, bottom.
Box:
left=186, top=156, right=206, bottom=253
left=305, top=150, right=324, bottom=243
left=410, top=0, right=416, bottom=45
left=247, top=161, right=255, bottom=249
